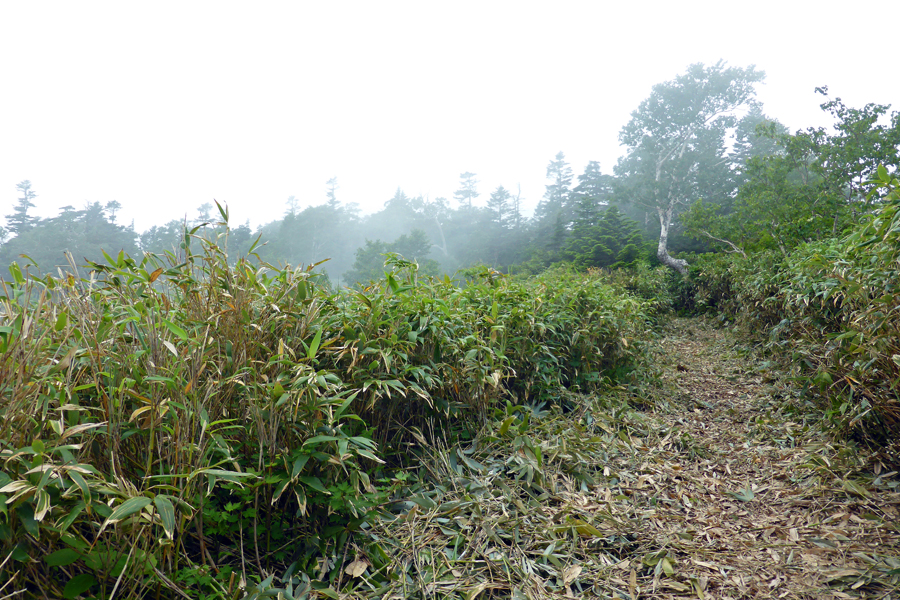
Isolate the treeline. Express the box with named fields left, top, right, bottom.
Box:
left=0, top=157, right=644, bottom=286
left=3, top=62, right=898, bottom=292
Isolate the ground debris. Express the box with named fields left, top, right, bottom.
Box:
left=345, top=317, right=900, bottom=599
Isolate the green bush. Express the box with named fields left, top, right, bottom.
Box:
left=673, top=169, right=900, bottom=449
left=0, top=210, right=654, bottom=597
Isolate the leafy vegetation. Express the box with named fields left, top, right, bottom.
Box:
left=0, top=206, right=654, bottom=597
left=682, top=88, right=900, bottom=254
left=675, top=170, right=900, bottom=455
left=4, top=61, right=900, bottom=597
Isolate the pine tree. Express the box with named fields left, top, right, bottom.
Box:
left=564, top=206, right=646, bottom=269
left=326, top=177, right=339, bottom=209
left=195, top=203, right=213, bottom=224
left=510, top=185, right=525, bottom=230
left=6, top=180, right=38, bottom=235
left=453, top=172, right=479, bottom=209
left=486, top=185, right=511, bottom=228
left=105, top=200, right=122, bottom=223
left=536, top=152, right=573, bottom=224
left=571, top=161, right=612, bottom=226
left=286, top=195, right=301, bottom=217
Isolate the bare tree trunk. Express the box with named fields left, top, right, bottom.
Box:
left=431, top=215, right=449, bottom=257
left=657, top=204, right=688, bottom=274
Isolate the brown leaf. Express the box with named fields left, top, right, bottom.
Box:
left=562, top=565, right=582, bottom=585
left=344, top=559, right=368, bottom=577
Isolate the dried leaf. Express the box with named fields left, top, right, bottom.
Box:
left=467, top=582, right=488, bottom=600
left=344, top=559, right=368, bottom=578
left=562, top=564, right=582, bottom=585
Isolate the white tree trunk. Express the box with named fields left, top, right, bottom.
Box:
left=432, top=215, right=449, bottom=257
left=657, top=204, right=688, bottom=274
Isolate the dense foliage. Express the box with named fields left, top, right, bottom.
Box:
left=682, top=89, right=900, bottom=254
left=674, top=171, right=900, bottom=452
left=0, top=211, right=654, bottom=597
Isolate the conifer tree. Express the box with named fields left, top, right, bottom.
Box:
left=6, top=180, right=38, bottom=235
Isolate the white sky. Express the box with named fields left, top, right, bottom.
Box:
left=2, top=1, right=898, bottom=233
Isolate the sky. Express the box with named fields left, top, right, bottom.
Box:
left=1, top=1, right=898, bottom=234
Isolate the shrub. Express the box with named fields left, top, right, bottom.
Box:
left=673, top=169, right=900, bottom=451
left=0, top=210, right=654, bottom=596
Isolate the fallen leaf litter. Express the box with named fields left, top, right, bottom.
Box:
left=344, top=317, right=900, bottom=599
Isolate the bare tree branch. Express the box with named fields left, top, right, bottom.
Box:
left=700, top=230, right=746, bottom=258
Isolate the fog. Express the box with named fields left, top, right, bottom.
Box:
left=3, top=2, right=896, bottom=229
left=1, top=1, right=898, bottom=283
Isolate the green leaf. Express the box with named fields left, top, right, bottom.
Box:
left=661, top=557, right=674, bottom=576
left=355, top=448, right=385, bottom=464
left=34, top=489, right=52, bottom=522
left=569, top=518, right=605, bottom=538
left=67, top=470, right=91, bottom=503
left=101, top=248, right=116, bottom=266
left=335, top=392, right=358, bottom=419
left=842, top=479, right=872, bottom=499
left=459, top=453, right=485, bottom=473
left=272, top=478, right=291, bottom=503
left=100, top=496, right=151, bottom=533
left=386, top=274, right=400, bottom=294
left=57, top=502, right=85, bottom=534
left=303, top=435, right=339, bottom=447
left=162, top=319, right=188, bottom=341
left=307, top=328, right=323, bottom=361
left=214, top=199, right=229, bottom=222
left=409, top=495, right=437, bottom=509
left=45, top=548, right=81, bottom=567
left=298, top=476, right=330, bottom=494
left=63, top=573, right=96, bottom=599
left=349, top=435, right=378, bottom=450
left=153, top=495, right=176, bottom=539
left=9, top=262, right=24, bottom=285
left=11, top=543, right=29, bottom=562
left=195, top=468, right=256, bottom=482
left=292, top=454, right=310, bottom=478
left=499, top=416, right=516, bottom=436
left=727, top=487, right=755, bottom=502
left=17, top=505, right=39, bottom=538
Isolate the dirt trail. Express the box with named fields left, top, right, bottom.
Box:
left=360, top=318, right=898, bottom=600
left=635, top=317, right=900, bottom=599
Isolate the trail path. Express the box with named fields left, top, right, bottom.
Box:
left=364, top=318, right=899, bottom=600
left=632, top=317, right=900, bottom=599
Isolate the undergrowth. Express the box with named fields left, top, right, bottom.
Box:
left=0, top=202, right=655, bottom=598
left=673, top=169, right=900, bottom=460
